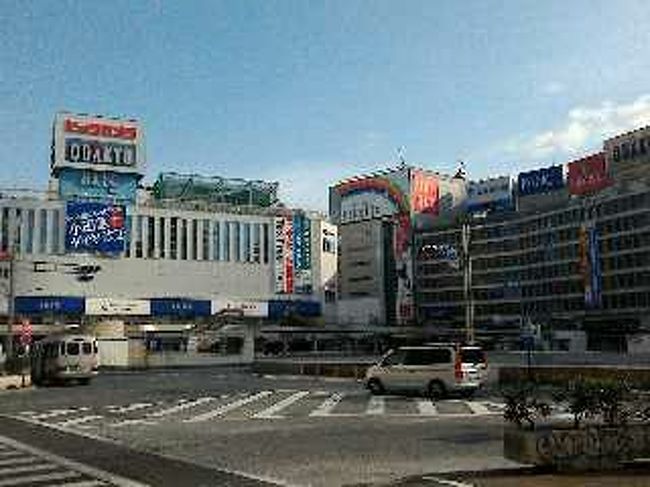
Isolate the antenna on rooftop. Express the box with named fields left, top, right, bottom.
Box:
left=396, top=146, right=407, bottom=169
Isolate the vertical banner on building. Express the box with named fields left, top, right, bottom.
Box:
left=580, top=222, right=602, bottom=308
left=274, top=218, right=285, bottom=293
left=292, top=214, right=313, bottom=294
left=283, top=217, right=294, bottom=294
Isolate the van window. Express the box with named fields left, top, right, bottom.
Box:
left=404, top=348, right=451, bottom=365
left=82, top=342, right=92, bottom=355
left=460, top=348, right=485, bottom=364
left=93, top=342, right=98, bottom=354
left=382, top=350, right=405, bottom=366
left=66, top=342, right=80, bottom=356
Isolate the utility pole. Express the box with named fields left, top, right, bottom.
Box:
left=5, top=216, right=18, bottom=360
left=462, top=219, right=475, bottom=344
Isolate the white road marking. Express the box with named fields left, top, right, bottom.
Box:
left=0, top=470, right=81, bottom=486
left=417, top=400, right=438, bottom=416
left=148, top=397, right=216, bottom=418
left=58, top=482, right=106, bottom=487
left=253, top=391, right=310, bottom=419
left=0, top=462, right=59, bottom=476
left=421, top=476, right=473, bottom=487
left=54, top=415, right=104, bottom=428
left=0, top=457, right=40, bottom=468
left=109, top=418, right=159, bottom=428
left=107, top=403, right=153, bottom=414
left=365, top=396, right=385, bottom=415
left=465, top=401, right=493, bottom=415
left=0, top=450, right=24, bottom=459
left=185, top=391, right=273, bottom=422
left=309, top=392, right=344, bottom=417
left=0, top=433, right=148, bottom=487
left=31, top=408, right=90, bottom=420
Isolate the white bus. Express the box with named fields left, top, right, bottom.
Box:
left=30, top=334, right=99, bottom=385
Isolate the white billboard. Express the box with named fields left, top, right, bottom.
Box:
left=51, top=112, right=145, bottom=175
left=211, top=299, right=268, bottom=318
left=86, top=298, right=150, bottom=316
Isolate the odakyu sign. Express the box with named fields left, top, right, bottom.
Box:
left=65, top=201, right=127, bottom=254
left=51, top=112, right=145, bottom=175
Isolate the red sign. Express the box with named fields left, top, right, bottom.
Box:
left=411, top=171, right=439, bottom=215
left=568, top=153, right=612, bottom=195
left=65, top=118, right=137, bottom=140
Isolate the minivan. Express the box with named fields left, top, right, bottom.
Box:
left=364, top=344, right=487, bottom=398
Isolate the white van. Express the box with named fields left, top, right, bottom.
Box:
left=364, top=344, right=487, bottom=398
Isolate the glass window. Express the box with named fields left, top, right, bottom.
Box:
left=262, top=223, right=269, bottom=264
left=202, top=219, right=210, bottom=260
left=66, top=342, right=80, bottom=356
left=39, top=209, right=47, bottom=253
left=82, top=342, right=92, bottom=354
left=170, top=217, right=178, bottom=259
left=159, top=217, right=166, bottom=259
left=223, top=222, right=231, bottom=261
left=212, top=221, right=220, bottom=261
left=25, top=209, right=34, bottom=254
left=147, top=216, right=155, bottom=258
left=134, top=215, right=143, bottom=258
left=381, top=350, right=405, bottom=366
left=233, top=222, right=241, bottom=262
left=243, top=223, right=251, bottom=262
left=51, top=209, right=60, bottom=254
left=191, top=219, right=198, bottom=260
left=180, top=219, right=187, bottom=260
left=252, top=223, right=261, bottom=263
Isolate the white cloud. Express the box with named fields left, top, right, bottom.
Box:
left=506, top=94, right=650, bottom=162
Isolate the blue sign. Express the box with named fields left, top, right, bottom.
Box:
left=517, top=166, right=564, bottom=196
left=65, top=201, right=127, bottom=254
left=15, top=296, right=84, bottom=314
left=150, top=298, right=211, bottom=317
left=268, top=300, right=321, bottom=319
left=58, top=168, right=138, bottom=203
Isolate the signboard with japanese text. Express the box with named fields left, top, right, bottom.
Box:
left=604, top=126, right=650, bottom=167
left=517, top=165, right=564, bottom=196
left=292, top=214, right=313, bottom=295
left=567, top=153, right=612, bottom=195
left=58, top=168, right=138, bottom=203
left=150, top=298, right=211, bottom=317
left=85, top=298, right=150, bottom=316
left=51, top=112, right=145, bottom=175
left=466, top=176, right=513, bottom=212
left=411, top=170, right=439, bottom=215
left=15, top=296, right=84, bottom=315
left=65, top=201, right=127, bottom=254
left=211, top=299, right=269, bottom=318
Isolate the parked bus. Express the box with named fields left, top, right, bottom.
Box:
left=30, top=334, right=99, bottom=385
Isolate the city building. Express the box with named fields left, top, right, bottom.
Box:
left=415, top=126, right=650, bottom=352
left=0, top=112, right=337, bottom=363
left=329, top=165, right=466, bottom=326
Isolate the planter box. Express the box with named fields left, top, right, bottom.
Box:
left=504, top=424, right=650, bottom=471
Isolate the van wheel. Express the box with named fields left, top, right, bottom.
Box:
left=427, top=381, right=446, bottom=400
left=367, top=379, right=384, bottom=395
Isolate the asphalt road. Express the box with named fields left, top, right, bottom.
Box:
left=0, top=368, right=516, bottom=486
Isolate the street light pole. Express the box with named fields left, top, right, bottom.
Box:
left=5, top=216, right=18, bottom=360
left=462, top=220, right=475, bottom=344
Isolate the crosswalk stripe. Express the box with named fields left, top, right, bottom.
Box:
left=148, top=397, right=216, bottom=418
left=465, top=401, right=492, bottom=415
left=109, top=418, right=159, bottom=428
left=107, top=403, right=153, bottom=414
left=0, top=462, right=59, bottom=476
left=309, top=392, right=344, bottom=417
left=0, top=451, right=24, bottom=460
left=31, top=408, right=90, bottom=420
left=365, top=396, right=385, bottom=415
left=57, top=481, right=106, bottom=487
left=185, top=391, right=273, bottom=423
left=0, top=457, right=40, bottom=468
left=253, top=391, right=310, bottom=419
left=416, top=400, right=438, bottom=416
left=55, top=415, right=103, bottom=428
left=0, top=470, right=81, bottom=486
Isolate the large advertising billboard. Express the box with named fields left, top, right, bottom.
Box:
left=52, top=113, right=144, bottom=175
left=65, top=201, right=127, bottom=254
left=604, top=126, right=650, bottom=177
left=274, top=213, right=313, bottom=295
left=58, top=168, right=138, bottom=203
left=567, top=153, right=611, bottom=195
left=466, top=176, right=513, bottom=212
left=517, top=165, right=564, bottom=196
left=410, top=170, right=439, bottom=215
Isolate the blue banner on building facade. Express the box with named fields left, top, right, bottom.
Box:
left=518, top=166, right=564, bottom=196
left=65, top=201, right=127, bottom=254
left=268, top=300, right=321, bottom=319
left=58, top=168, right=138, bottom=204
left=15, top=296, right=85, bottom=314
left=150, top=298, right=211, bottom=317
left=292, top=214, right=313, bottom=295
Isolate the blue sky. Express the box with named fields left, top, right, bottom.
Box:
left=1, top=0, right=650, bottom=210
